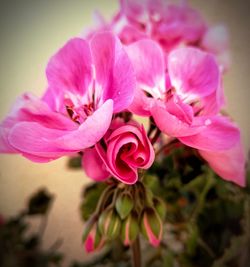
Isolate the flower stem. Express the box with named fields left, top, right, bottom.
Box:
left=131, top=236, right=141, bottom=267
left=155, top=138, right=178, bottom=156
left=151, top=128, right=161, bottom=145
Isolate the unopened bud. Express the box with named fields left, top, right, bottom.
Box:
left=115, top=192, right=134, bottom=219
left=140, top=207, right=163, bottom=247
left=153, top=197, right=166, bottom=220
left=82, top=220, right=104, bottom=253
left=121, top=212, right=139, bottom=246
left=98, top=208, right=121, bottom=240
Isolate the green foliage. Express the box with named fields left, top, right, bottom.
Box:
left=1, top=147, right=249, bottom=267
left=0, top=188, right=63, bottom=267
left=67, top=156, right=82, bottom=169
left=27, top=188, right=53, bottom=215
left=80, top=182, right=108, bottom=221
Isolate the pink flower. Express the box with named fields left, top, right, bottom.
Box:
left=199, top=140, right=245, bottom=187
left=114, top=0, right=206, bottom=51
left=0, top=32, right=136, bottom=162
left=126, top=39, right=245, bottom=186
left=83, top=120, right=155, bottom=184
left=201, top=25, right=231, bottom=72
left=126, top=39, right=223, bottom=117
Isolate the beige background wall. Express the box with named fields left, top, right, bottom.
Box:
left=0, top=0, right=249, bottom=265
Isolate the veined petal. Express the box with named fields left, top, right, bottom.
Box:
left=46, top=38, right=92, bottom=97
left=0, top=124, right=16, bottom=153
left=201, top=76, right=225, bottom=115
left=90, top=32, right=136, bottom=113
left=168, top=47, right=220, bottom=101
left=54, top=99, right=113, bottom=150
left=199, top=140, right=245, bottom=187
left=0, top=93, right=76, bottom=153
left=151, top=101, right=205, bottom=137
left=179, top=116, right=240, bottom=151
left=126, top=39, right=165, bottom=98
left=17, top=96, right=77, bottom=131
left=9, top=100, right=113, bottom=158
left=128, top=86, right=153, bottom=116
left=82, top=148, right=110, bottom=181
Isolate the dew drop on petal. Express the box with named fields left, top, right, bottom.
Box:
left=205, top=119, right=212, bottom=126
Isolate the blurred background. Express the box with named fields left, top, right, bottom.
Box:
left=0, top=0, right=249, bottom=266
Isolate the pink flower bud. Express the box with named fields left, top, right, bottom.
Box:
left=83, top=221, right=104, bottom=253
left=98, top=208, right=121, bottom=240
left=140, top=207, right=163, bottom=247
left=95, top=120, right=155, bottom=184
left=121, top=212, right=139, bottom=246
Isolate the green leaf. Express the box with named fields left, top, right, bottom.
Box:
left=80, top=183, right=107, bottom=221
left=67, top=156, right=82, bottom=169
left=27, top=188, right=53, bottom=216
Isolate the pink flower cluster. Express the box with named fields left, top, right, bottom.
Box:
left=0, top=0, right=245, bottom=186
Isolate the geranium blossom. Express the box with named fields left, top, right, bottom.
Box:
left=86, top=0, right=206, bottom=51
left=0, top=32, right=136, bottom=162
left=126, top=39, right=245, bottom=186
left=86, top=1, right=229, bottom=73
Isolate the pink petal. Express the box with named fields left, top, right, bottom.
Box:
left=128, top=86, right=153, bottom=116
left=54, top=100, right=113, bottom=150
left=107, top=135, right=138, bottom=183
left=202, top=78, right=225, bottom=115
left=201, top=25, right=229, bottom=54
left=120, top=0, right=146, bottom=21
left=9, top=100, right=113, bottom=158
left=168, top=47, right=220, bottom=101
left=179, top=116, right=240, bottom=151
left=42, top=87, right=60, bottom=112
left=82, top=148, right=110, bottom=181
left=9, top=123, right=73, bottom=158
left=21, top=153, right=57, bottom=163
left=17, top=97, right=77, bottom=131
left=90, top=32, right=136, bottom=113
left=156, top=3, right=206, bottom=50
left=85, top=235, right=94, bottom=253
left=151, top=100, right=206, bottom=137
left=199, top=140, right=245, bottom=187
left=46, top=38, right=92, bottom=97
left=176, top=4, right=206, bottom=42
left=115, top=24, right=147, bottom=45
left=126, top=39, right=165, bottom=98
left=0, top=93, right=76, bottom=153
left=96, top=141, right=138, bottom=185
left=0, top=124, right=16, bottom=153
left=92, top=10, right=107, bottom=28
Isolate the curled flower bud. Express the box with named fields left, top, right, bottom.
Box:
left=93, top=120, right=155, bottom=184
left=140, top=207, right=163, bottom=247
left=82, top=221, right=104, bottom=253
left=121, top=212, right=139, bottom=246
left=115, top=192, right=134, bottom=219
left=98, top=208, right=121, bottom=240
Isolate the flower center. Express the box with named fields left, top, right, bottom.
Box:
left=65, top=98, right=94, bottom=124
